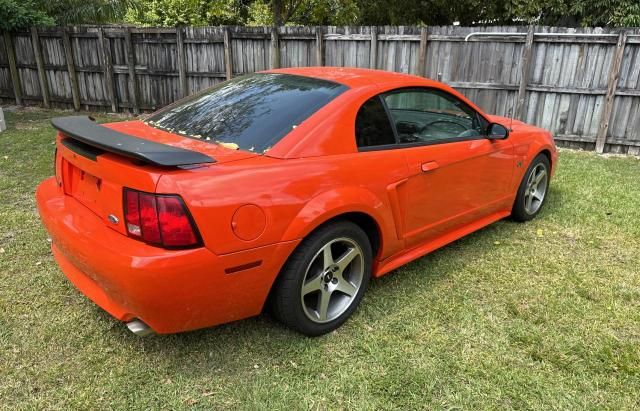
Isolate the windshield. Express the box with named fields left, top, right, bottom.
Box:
left=145, top=73, right=348, bottom=153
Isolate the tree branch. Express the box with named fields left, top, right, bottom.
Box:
left=282, top=0, right=305, bottom=24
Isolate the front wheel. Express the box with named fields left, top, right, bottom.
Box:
left=512, top=154, right=551, bottom=222
left=271, top=221, right=372, bottom=336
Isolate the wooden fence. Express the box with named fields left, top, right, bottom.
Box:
left=2, top=25, right=640, bottom=154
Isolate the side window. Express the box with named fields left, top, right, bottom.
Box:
left=355, top=96, right=396, bottom=148
left=383, top=89, right=487, bottom=144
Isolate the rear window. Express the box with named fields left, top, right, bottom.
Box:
left=145, top=73, right=348, bottom=153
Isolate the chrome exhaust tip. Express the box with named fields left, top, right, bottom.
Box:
left=126, top=319, right=154, bottom=337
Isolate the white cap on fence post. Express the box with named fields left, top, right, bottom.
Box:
left=0, top=108, right=6, bottom=133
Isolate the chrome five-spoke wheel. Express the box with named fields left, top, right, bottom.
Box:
left=300, top=238, right=364, bottom=323
left=523, top=163, right=548, bottom=215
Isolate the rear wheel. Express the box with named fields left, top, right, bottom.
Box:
left=271, top=221, right=372, bottom=336
left=512, top=154, right=550, bottom=222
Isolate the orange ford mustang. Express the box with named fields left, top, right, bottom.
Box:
left=36, top=67, right=557, bottom=336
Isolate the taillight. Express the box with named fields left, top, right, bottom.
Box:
left=157, top=196, right=199, bottom=246
left=123, top=188, right=202, bottom=248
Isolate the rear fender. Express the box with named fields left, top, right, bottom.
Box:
left=280, top=187, right=401, bottom=259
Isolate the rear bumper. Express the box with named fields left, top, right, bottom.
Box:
left=36, top=177, right=299, bottom=334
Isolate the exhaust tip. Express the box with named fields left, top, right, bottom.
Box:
left=126, top=319, right=154, bottom=337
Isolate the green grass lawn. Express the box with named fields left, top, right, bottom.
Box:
left=1, top=108, right=639, bottom=409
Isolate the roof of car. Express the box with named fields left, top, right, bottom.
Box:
left=265, top=67, right=439, bottom=89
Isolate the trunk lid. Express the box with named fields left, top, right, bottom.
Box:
left=54, top=118, right=258, bottom=236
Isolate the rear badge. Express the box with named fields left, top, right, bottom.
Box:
left=108, top=214, right=119, bottom=225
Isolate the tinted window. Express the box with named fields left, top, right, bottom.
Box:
left=146, top=73, right=347, bottom=153
left=355, top=96, right=396, bottom=148
left=383, top=89, right=487, bottom=144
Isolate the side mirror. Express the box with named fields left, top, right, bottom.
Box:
left=487, top=123, right=509, bottom=140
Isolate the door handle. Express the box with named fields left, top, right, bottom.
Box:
left=421, top=161, right=439, bottom=172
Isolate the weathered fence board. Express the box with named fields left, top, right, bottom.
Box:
left=2, top=25, right=640, bottom=154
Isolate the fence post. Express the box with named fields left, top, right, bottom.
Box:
left=270, top=27, right=280, bottom=69
left=223, top=27, right=234, bottom=80
left=515, top=25, right=535, bottom=120
left=176, top=27, right=188, bottom=97
left=3, top=32, right=23, bottom=106
left=30, top=27, right=50, bottom=108
left=97, top=27, right=117, bottom=112
left=62, top=28, right=81, bottom=111
left=418, top=26, right=429, bottom=77
left=315, top=26, right=323, bottom=66
left=595, top=31, right=627, bottom=154
left=124, top=28, right=140, bottom=115
left=369, top=26, right=377, bottom=69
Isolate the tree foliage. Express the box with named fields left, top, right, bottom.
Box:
left=1, top=0, right=639, bottom=31
left=0, top=0, right=54, bottom=32
left=35, top=0, right=138, bottom=25
left=290, top=0, right=359, bottom=25
left=353, top=0, right=640, bottom=27
left=125, top=0, right=249, bottom=26
left=506, top=0, right=640, bottom=27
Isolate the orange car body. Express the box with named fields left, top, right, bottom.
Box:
left=36, top=67, right=557, bottom=334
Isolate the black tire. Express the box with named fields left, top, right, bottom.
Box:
left=271, top=221, right=372, bottom=336
left=511, top=154, right=551, bottom=222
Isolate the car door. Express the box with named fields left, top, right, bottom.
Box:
left=380, top=88, right=515, bottom=248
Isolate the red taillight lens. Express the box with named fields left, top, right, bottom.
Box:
left=139, top=193, right=162, bottom=244
left=157, top=196, right=199, bottom=247
left=123, top=188, right=201, bottom=248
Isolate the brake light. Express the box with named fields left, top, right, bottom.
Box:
left=123, top=188, right=201, bottom=248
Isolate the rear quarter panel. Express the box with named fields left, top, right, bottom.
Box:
left=156, top=151, right=408, bottom=259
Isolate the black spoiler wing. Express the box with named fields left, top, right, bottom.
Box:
left=51, top=115, right=215, bottom=167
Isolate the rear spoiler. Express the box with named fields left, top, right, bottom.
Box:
left=51, top=115, right=215, bottom=167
